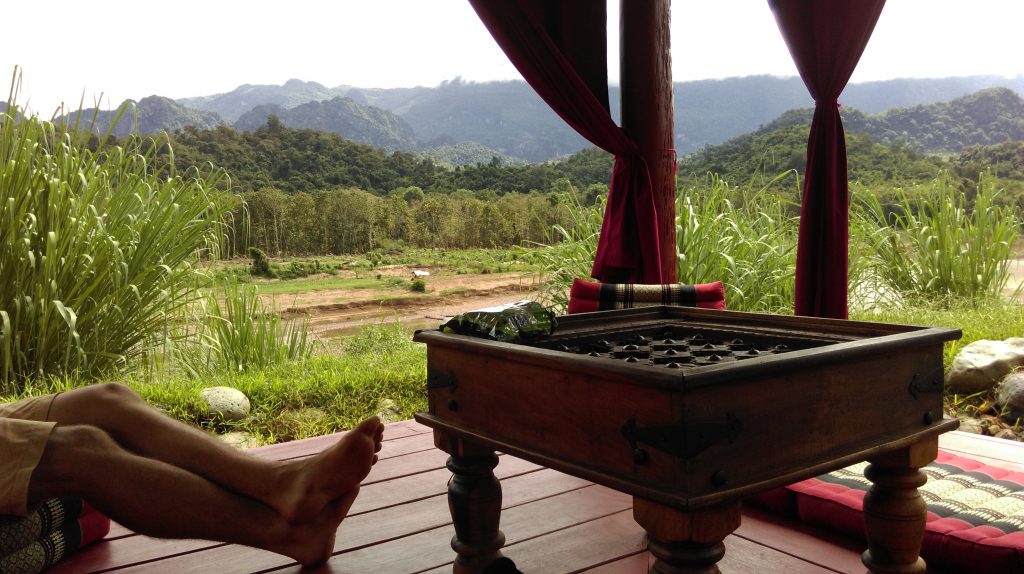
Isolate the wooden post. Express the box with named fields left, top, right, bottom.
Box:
left=620, top=0, right=677, bottom=283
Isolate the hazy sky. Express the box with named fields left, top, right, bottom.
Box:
left=4, top=0, right=1023, bottom=115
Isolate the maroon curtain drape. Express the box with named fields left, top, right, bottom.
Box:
left=770, top=0, right=885, bottom=318
left=468, top=0, right=663, bottom=283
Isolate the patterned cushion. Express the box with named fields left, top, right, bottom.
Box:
left=751, top=450, right=1024, bottom=574
left=566, top=279, right=726, bottom=314
left=0, top=498, right=109, bottom=574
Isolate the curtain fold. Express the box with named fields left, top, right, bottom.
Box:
left=468, top=0, right=663, bottom=283
left=770, top=0, right=886, bottom=318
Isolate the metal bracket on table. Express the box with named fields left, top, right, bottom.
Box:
left=621, top=413, right=742, bottom=463
left=908, top=367, right=943, bottom=400
left=427, top=370, right=459, bottom=393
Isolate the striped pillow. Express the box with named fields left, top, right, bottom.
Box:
left=566, top=279, right=726, bottom=314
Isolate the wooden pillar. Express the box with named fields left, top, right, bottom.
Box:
left=620, top=0, right=677, bottom=283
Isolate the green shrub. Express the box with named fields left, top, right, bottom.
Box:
left=249, top=247, right=273, bottom=277
left=0, top=88, right=228, bottom=391
left=410, top=278, right=427, bottom=292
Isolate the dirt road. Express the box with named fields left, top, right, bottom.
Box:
left=271, top=269, right=543, bottom=336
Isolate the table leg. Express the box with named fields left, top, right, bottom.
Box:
left=633, top=497, right=741, bottom=574
left=861, top=438, right=938, bottom=574
left=436, top=431, right=508, bottom=574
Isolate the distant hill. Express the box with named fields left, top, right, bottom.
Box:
left=397, top=79, right=591, bottom=163
left=753, top=87, right=1024, bottom=154
left=842, top=76, right=1024, bottom=112
left=58, top=95, right=223, bottom=137
left=178, top=78, right=345, bottom=122
left=421, top=141, right=526, bottom=168
left=234, top=96, right=417, bottom=151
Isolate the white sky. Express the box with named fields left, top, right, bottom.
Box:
left=4, top=0, right=1023, bottom=116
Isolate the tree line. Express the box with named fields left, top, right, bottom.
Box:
left=232, top=185, right=576, bottom=256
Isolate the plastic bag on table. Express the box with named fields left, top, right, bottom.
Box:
left=441, top=300, right=556, bottom=342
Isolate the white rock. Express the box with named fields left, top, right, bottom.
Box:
left=201, top=386, right=251, bottom=421
left=946, top=338, right=1024, bottom=395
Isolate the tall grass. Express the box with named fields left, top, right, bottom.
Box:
left=535, top=191, right=604, bottom=312
left=1, top=81, right=228, bottom=391
left=171, top=281, right=313, bottom=377
left=853, top=172, right=1019, bottom=304
left=675, top=174, right=798, bottom=312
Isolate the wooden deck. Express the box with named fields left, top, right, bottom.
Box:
left=48, top=422, right=1022, bottom=574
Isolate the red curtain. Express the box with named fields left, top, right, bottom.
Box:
left=770, top=0, right=885, bottom=318
left=468, top=0, right=663, bottom=283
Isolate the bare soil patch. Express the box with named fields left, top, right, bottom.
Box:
left=269, top=267, right=542, bottom=336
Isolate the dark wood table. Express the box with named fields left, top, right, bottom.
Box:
left=414, top=307, right=960, bottom=574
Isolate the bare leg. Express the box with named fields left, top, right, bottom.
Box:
left=46, top=383, right=383, bottom=522
left=27, top=424, right=362, bottom=567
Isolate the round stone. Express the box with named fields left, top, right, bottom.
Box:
left=200, top=386, right=251, bottom=422
left=947, top=338, right=1024, bottom=395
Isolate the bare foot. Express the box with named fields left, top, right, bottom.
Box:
left=272, top=416, right=383, bottom=523
left=277, top=485, right=360, bottom=568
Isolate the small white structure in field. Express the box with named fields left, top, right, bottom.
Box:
left=412, top=270, right=430, bottom=279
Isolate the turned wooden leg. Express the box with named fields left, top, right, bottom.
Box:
left=861, top=439, right=938, bottom=574
left=633, top=497, right=741, bottom=574
left=436, top=432, right=507, bottom=574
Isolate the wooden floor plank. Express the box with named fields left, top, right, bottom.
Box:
left=735, top=505, right=865, bottom=574
left=575, top=551, right=649, bottom=573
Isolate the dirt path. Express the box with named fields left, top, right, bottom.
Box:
left=270, top=268, right=543, bottom=336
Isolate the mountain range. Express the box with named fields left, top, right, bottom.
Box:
left=50, top=74, right=1024, bottom=164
